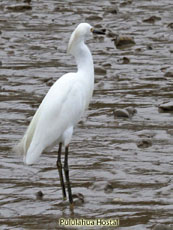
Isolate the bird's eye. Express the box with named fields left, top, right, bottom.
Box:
left=90, top=28, right=94, bottom=32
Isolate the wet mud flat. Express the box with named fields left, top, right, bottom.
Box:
left=0, top=0, right=173, bottom=229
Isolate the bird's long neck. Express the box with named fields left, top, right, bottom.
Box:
left=74, top=42, right=94, bottom=77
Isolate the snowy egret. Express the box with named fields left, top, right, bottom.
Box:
left=14, top=23, right=105, bottom=208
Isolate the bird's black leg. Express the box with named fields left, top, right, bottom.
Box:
left=64, top=146, right=73, bottom=209
left=56, top=143, right=66, bottom=200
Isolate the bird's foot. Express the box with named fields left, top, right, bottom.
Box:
left=63, top=196, right=67, bottom=201
left=70, top=202, right=74, bottom=212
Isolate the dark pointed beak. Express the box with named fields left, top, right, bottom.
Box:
left=92, top=28, right=106, bottom=35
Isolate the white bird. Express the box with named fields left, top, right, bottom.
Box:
left=14, top=23, right=105, bottom=208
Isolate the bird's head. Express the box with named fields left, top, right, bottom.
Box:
left=67, top=23, right=105, bottom=55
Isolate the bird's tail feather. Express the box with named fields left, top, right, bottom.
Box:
left=24, top=146, right=42, bottom=165
left=12, top=107, right=41, bottom=160
left=12, top=136, right=26, bottom=156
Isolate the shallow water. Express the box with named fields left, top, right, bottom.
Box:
left=0, top=0, right=173, bottom=229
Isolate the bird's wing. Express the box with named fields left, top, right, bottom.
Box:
left=23, top=72, right=86, bottom=164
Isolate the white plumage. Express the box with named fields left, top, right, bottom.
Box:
left=14, top=23, right=95, bottom=165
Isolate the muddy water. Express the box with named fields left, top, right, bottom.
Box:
left=0, top=0, right=173, bottom=229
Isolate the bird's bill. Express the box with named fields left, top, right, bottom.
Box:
left=91, top=28, right=106, bottom=35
